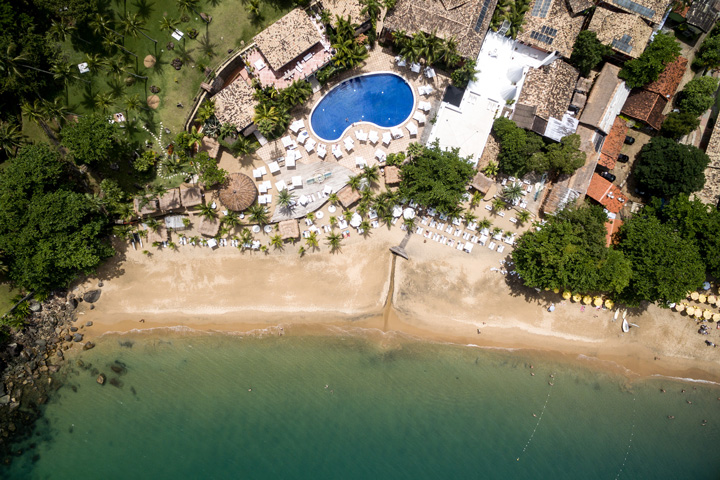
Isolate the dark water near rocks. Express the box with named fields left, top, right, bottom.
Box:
left=3, top=332, right=720, bottom=479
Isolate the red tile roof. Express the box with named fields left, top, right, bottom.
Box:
left=599, top=117, right=629, bottom=169
left=605, top=217, right=623, bottom=246
left=586, top=173, right=626, bottom=213
left=645, top=56, right=688, bottom=98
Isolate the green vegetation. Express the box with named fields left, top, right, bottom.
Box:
left=692, top=26, right=720, bottom=71
left=619, top=33, right=681, bottom=88
left=492, top=118, right=586, bottom=177
left=60, top=113, right=124, bottom=165
left=633, top=137, right=709, bottom=198
left=398, top=141, right=475, bottom=215
left=512, top=203, right=632, bottom=295
left=316, top=16, right=369, bottom=85
left=252, top=79, right=312, bottom=138
left=0, top=144, right=113, bottom=293
left=569, top=31, right=612, bottom=77
left=676, top=76, right=719, bottom=117
left=491, top=0, right=531, bottom=39
left=660, top=111, right=700, bottom=139
left=450, top=59, right=478, bottom=89
left=392, top=30, right=462, bottom=69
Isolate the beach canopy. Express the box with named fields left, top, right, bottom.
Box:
left=675, top=303, right=685, bottom=312
left=691, top=292, right=699, bottom=300
left=708, top=295, right=717, bottom=305
left=582, top=295, right=592, bottom=305
left=686, top=306, right=695, bottom=315
left=572, top=294, right=582, bottom=303
left=604, top=299, right=614, bottom=309
left=694, top=309, right=703, bottom=318
left=350, top=213, right=362, bottom=228
left=403, top=208, right=415, bottom=219
left=562, top=291, right=572, bottom=300
left=593, top=297, right=603, bottom=307
left=702, top=281, right=711, bottom=290
left=713, top=313, right=720, bottom=322
left=703, top=309, right=712, bottom=320
left=698, top=294, right=707, bottom=303
left=392, top=205, right=403, bottom=217
left=218, top=173, right=258, bottom=212
left=553, top=288, right=559, bottom=294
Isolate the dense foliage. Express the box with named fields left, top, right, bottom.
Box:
left=660, top=111, right=700, bottom=139
left=398, top=141, right=474, bottom=215
left=0, top=144, right=113, bottom=292
left=451, top=59, right=478, bottom=89
left=619, top=33, right=681, bottom=88
left=615, top=215, right=705, bottom=306
left=492, top=118, right=585, bottom=177
left=251, top=80, right=312, bottom=138
left=569, top=31, right=612, bottom=77
left=692, top=27, right=720, bottom=70
left=676, top=76, right=719, bottom=117
left=60, top=113, right=122, bottom=165
left=633, top=137, right=709, bottom=198
left=512, top=203, right=632, bottom=294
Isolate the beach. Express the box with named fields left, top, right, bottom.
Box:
left=75, top=227, right=720, bottom=383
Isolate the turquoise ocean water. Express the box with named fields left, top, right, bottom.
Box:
left=3, top=331, right=720, bottom=479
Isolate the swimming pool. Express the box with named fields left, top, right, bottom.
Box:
left=310, top=73, right=414, bottom=142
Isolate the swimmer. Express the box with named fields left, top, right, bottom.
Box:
left=248, top=388, right=252, bottom=392
left=548, top=382, right=554, bottom=386
left=530, top=365, right=534, bottom=369
left=531, top=373, right=535, bottom=376
left=668, top=415, right=675, bottom=419
left=549, top=374, right=554, bottom=378
left=660, top=389, right=666, bottom=393
left=687, top=400, right=692, bottom=404
left=532, top=413, right=537, bottom=417
left=682, top=389, right=686, bottom=393
left=325, top=385, right=329, bottom=389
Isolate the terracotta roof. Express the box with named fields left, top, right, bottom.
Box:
left=579, top=63, right=628, bottom=133
left=588, top=6, right=654, bottom=59
left=604, top=0, right=667, bottom=24
left=180, top=185, right=203, bottom=208
left=605, top=217, right=623, bottom=246
left=197, top=216, right=221, bottom=237
left=213, top=77, right=257, bottom=129
left=254, top=9, right=323, bottom=71
left=199, top=136, right=220, bottom=158
left=686, top=0, right=720, bottom=31
left=134, top=197, right=158, bottom=216
left=599, top=117, right=629, bottom=168
left=586, top=173, right=626, bottom=213
left=278, top=219, right=300, bottom=240
left=383, top=0, right=498, bottom=59
left=218, top=173, right=258, bottom=212
left=516, top=0, right=585, bottom=58
left=384, top=165, right=401, bottom=185
left=471, top=171, right=494, bottom=195
left=158, top=188, right=181, bottom=212
left=321, top=0, right=369, bottom=25
left=516, top=60, right=579, bottom=121
left=337, top=185, right=361, bottom=208
left=644, top=56, right=688, bottom=98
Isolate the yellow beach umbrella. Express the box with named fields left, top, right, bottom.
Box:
left=713, top=313, right=720, bottom=322
left=699, top=294, right=707, bottom=303
left=553, top=288, right=560, bottom=294
left=691, top=292, right=699, bottom=301
left=675, top=303, right=685, bottom=312
left=562, top=291, right=572, bottom=300
left=694, top=308, right=703, bottom=318
left=708, top=295, right=717, bottom=305
left=593, top=296, right=603, bottom=307
left=686, top=306, right=695, bottom=316
left=572, top=294, right=582, bottom=303
left=583, top=295, right=592, bottom=305
left=703, top=309, right=712, bottom=320
left=605, top=299, right=614, bottom=309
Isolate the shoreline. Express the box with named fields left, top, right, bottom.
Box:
left=73, top=228, right=720, bottom=385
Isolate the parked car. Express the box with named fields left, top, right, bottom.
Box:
left=599, top=171, right=616, bottom=183
left=595, top=164, right=610, bottom=174
left=624, top=136, right=635, bottom=145
left=617, top=154, right=630, bottom=163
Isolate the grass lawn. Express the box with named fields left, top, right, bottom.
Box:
left=0, top=283, right=19, bottom=314
left=28, top=0, right=293, bottom=146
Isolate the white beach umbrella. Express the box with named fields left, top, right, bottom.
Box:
left=392, top=205, right=403, bottom=217
left=403, top=208, right=415, bottom=219
left=350, top=213, right=362, bottom=228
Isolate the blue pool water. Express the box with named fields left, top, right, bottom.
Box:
left=310, top=73, right=414, bottom=141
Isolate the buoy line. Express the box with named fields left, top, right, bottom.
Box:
left=615, top=396, right=637, bottom=479
left=516, top=381, right=554, bottom=462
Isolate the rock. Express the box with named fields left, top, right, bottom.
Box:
left=63, top=335, right=72, bottom=342
left=97, top=282, right=103, bottom=287
left=96, top=374, right=106, bottom=385
left=72, top=333, right=83, bottom=343
left=83, top=290, right=101, bottom=303
left=83, top=342, right=95, bottom=351
left=35, top=339, right=46, bottom=348
left=109, top=378, right=123, bottom=388
left=70, top=327, right=78, bottom=332
left=89, top=305, right=95, bottom=310
left=56, top=350, right=63, bottom=358
left=29, top=301, right=41, bottom=312
left=86, top=321, right=93, bottom=327
left=0, top=395, right=10, bottom=405
left=110, top=362, right=127, bottom=375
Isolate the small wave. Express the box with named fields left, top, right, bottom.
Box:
left=650, top=374, right=720, bottom=386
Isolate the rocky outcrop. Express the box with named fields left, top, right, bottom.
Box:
left=82, top=289, right=101, bottom=304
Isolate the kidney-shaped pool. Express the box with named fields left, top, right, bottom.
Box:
left=310, top=73, right=414, bottom=142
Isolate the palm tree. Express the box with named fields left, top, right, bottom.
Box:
left=177, top=0, right=207, bottom=21
left=90, top=13, right=125, bottom=40
left=360, top=0, right=383, bottom=21
left=84, top=53, right=106, bottom=74
left=402, top=217, right=415, bottom=232
left=503, top=183, right=524, bottom=203
left=478, top=218, right=492, bottom=231
left=407, top=142, right=424, bottom=159
left=121, top=13, right=157, bottom=51
left=239, top=228, right=253, bottom=247
left=247, top=204, right=269, bottom=225
left=342, top=209, right=354, bottom=222
left=516, top=210, right=531, bottom=225
left=464, top=211, right=477, bottom=226
left=0, top=44, right=55, bottom=81
left=123, top=93, right=143, bottom=119
left=159, top=15, right=179, bottom=33
left=48, top=19, right=76, bottom=43
left=245, top=0, right=262, bottom=20
left=223, top=211, right=241, bottom=227
left=42, top=98, right=70, bottom=128
left=362, top=165, right=380, bottom=185
left=491, top=197, right=506, bottom=212
left=0, top=121, right=26, bottom=157
left=348, top=174, right=363, bottom=192
left=21, top=100, right=53, bottom=138
left=277, top=189, right=295, bottom=214
left=470, top=191, right=484, bottom=207
left=187, top=125, right=204, bottom=151
left=298, top=245, right=306, bottom=256
left=197, top=100, right=215, bottom=124
left=93, top=91, right=115, bottom=113
left=329, top=216, right=338, bottom=227
left=482, top=160, right=499, bottom=177
left=360, top=220, right=371, bottom=236
left=196, top=203, right=218, bottom=219
left=52, top=61, right=86, bottom=103
left=270, top=234, right=284, bottom=250
left=146, top=218, right=160, bottom=232
left=492, top=226, right=503, bottom=237
left=306, top=231, right=319, bottom=250
left=326, top=231, right=343, bottom=252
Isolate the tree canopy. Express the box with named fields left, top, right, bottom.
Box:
left=569, top=31, right=612, bottom=77
left=398, top=141, right=475, bottom=215
left=677, top=76, right=719, bottom=117
left=512, top=203, right=631, bottom=294
left=633, top=137, right=709, bottom=198
left=530, top=134, right=586, bottom=176
left=615, top=215, right=704, bottom=306
left=660, top=111, right=700, bottom=140
left=60, top=113, right=122, bottom=165
left=619, top=33, right=681, bottom=88
left=692, top=30, right=720, bottom=70
left=0, top=144, right=113, bottom=292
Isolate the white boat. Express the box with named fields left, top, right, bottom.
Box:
left=622, top=319, right=629, bottom=333
left=622, top=309, right=627, bottom=320
left=613, top=310, right=619, bottom=321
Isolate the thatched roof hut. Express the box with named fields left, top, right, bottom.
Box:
left=158, top=188, right=181, bottom=212
left=384, top=166, right=401, bottom=186
left=337, top=185, right=361, bottom=208
left=146, top=226, right=168, bottom=244
left=197, top=216, right=221, bottom=237
left=199, top=136, right=220, bottom=159
left=218, top=173, right=258, bottom=212
left=278, top=219, right=300, bottom=241
left=134, top=197, right=158, bottom=216
left=180, top=185, right=203, bottom=207
left=471, top=172, right=494, bottom=195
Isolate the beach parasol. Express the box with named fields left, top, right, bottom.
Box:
left=218, top=173, right=258, bottom=212
left=699, top=294, right=707, bottom=303
left=691, top=292, right=699, bottom=301
left=708, top=295, right=717, bottom=305
left=702, top=281, right=711, bottom=290
left=686, top=306, right=695, bottom=316
left=713, top=313, right=720, bottom=322
left=593, top=296, right=602, bottom=307
left=147, top=94, right=160, bottom=109
left=143, top=55, right=156, bottom=68
left=392, top=206, right=403, bottom=217
left=694, top=308, right=703, bottom=318
left=553, top=288, right=560, bottom=294
left=582, top=295, right=592, bottom=305
left=604, top=299, right=614, bottom=309
left=350, top=213, right=362, bottom=228
left=562, top=291, right=572, bottom=300
left=703, top=309, right=712, bottom=320
left=675, top=303, right=685, bottom=312
left=403, top=208, right=415, bottom=219
left=572, top=294, right=582, bottom=303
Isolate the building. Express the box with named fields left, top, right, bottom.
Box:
left=621, top=56, right=688, bottom=130
left=541, top=183, right=582, bottom=214
left=598, top=117, right=629, bottom=169
left=384, top=166, right=401, bottom=186
left=278, top=219, right=300, bottom=241
left=601, top=0, right=669, bottom=25
left=470, top=171, right=495, bottom=196
left=213, top=77, right=257, bottom=131
left=158, top=188, right=182, bottom=212
left=134, top=197, right=158, bottom=217
left=319, top=0, right=370, bottom=28
left=587, top=6, right=654, bottom=59
left=180, top=185, right=204, bottom=208
left=685, top=0, right=720, bottom=32
left=516, top=0, right=585, bottom=59
left=695, top=121, right=720, bottom=205
left=513, top=59, right=580, bottom=140
left=337, top=185, right=361, bottom=208
left=383, top=0, right=498, bottom=59
left=586, top=173, right=627, bottom=213
left=253, top=9, right=326, bottom=73
left=579, top=63, right=631, bottom=151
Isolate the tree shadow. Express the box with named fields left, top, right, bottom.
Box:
left=93, top=238, right=129, bottom=283
left=106, top=77, right=127, bottom=99
left=79, top=84, right=98, bottom=112
left=131, top=0, right=155, bottom=20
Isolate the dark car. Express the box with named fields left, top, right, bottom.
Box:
left=624, top=136, right=635, bottom=145
left=617, top=154, right=630, bottom=163
left=595, top=164, right=610, bottom=174
left=599, top=171, right=616, bottom=183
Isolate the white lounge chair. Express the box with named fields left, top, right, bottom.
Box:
left=275, top=180, right=287, bottom=191
left=297, top=130, right=309, bottom=145
left=418, top=101, right=431, bottom=112
left=290, top=119, right=305, bottom=134
left=411, top=63, right=421, bottom=73
left=304, top=138, right=316, bottom=153
left=317, top=143, right=327, bottom=159
left=396, top=56, right=407, bottom=67
left=355, top=130, right=368, bottom=142
left=332, top=144, right=343, bottom=159
left=292, top=176, right=303, bottom=188
left=413, top=111, right=426, bottom=125
left=382, top=132, right=392, bottom=146
left=375, top=149, right=386, bottom=163
left=406, top=122, right=418, bottom=137
left=268, top=161, right=280, bottom=174
left=355, top=157, right=367, bottom=168
left=368, top=130, right=379, bottom=145
left=344, top=137, right=354, bottom=152
left=390, top=127, right=403, bottom=139
left=281, top=136, right=295, bottom=149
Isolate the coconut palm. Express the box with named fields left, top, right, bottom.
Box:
left=253, top=103, right=289, bottom=137
left=245, top=0, right=262, bottom=20
left=187, top=125, right=204, bottom=151
left=482, top=160, right=499, bottom=177
left=407, top=141, right=424, bottom=159
left=470, top=191, right=484, bottom=207
left=159, top=15, right=179, bottom=32
left=145, top=218, right=160, bottom=232
left=90, top=13, right=125, bottom=40
left=277, top=188, right=295, bottom=214
left=93, top=91, right=115, bottom=113
left=177, top=0, right=206, bottom=20
left=239, top=228, right=253, bottom=247
left=329, top=216, right=338, bottom=227
left=326, top=231, right=343, bottom=252
left=403, top=217, right=415, bottom=231
left=306, top=212, right=316, bottom=222
left=42, top=97, right=70, bottom=128
left=360, top=0, right=383, bottom=20
left=48, top=19, right=76, bottom=43
left=0, top=121, right=26, bottom=157
left=222, top=211, right=241, bottom=227
left=362, top=164, right=380, bottom=185
left=328, top=192, right=339, bottom=206
left=503, top=183, right=524, bottom=202
left=270, top=234, right=284, bottom=250
left=342, top=209, right=354, bottom=222
left=52, top=60, right=87, bottom=102
left=357, top=201, right=369, bottom=216
left=347, top=174, right=363, bottom=192
left=516, top=210, right=531, bottom=225
left=84, top=53, right=106, bottom=75
left=491, top=197, right=506, bottom=212
left=21, top=100, right=53, bottom=138
left=246, top=204, right=269, bottom=225
left=123, top=93, right=143, bottom=119
left=464, top=211, right=477, bottom=225
left=360, top=189, right=374, bottom=204
left=195, top=203, right=218, bottom=219
left=196, top=100, right=215, bottom=124
left=306, top=231, right=319, bottom=250
left=492, top=226, right=503, bottom=237
left=478, top=218, right=492, bottom=231
left=360, top=220, right=371, bottom=236
left=121, top=13, right=157, bottom=45
left=0, top=44, right=55, bottom=81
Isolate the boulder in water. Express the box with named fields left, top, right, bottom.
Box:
left=96, top=374, right=106, bottom=385
left=83, top=289, right=101, bottom=304
left=83, top=342, right=95, bottom=351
